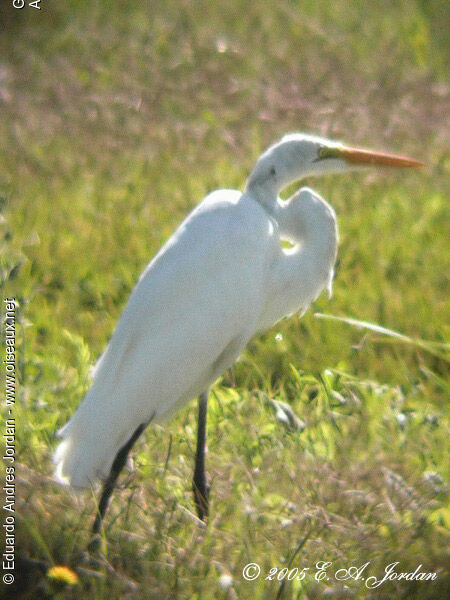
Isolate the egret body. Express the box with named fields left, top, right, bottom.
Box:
left=53, top=133, right=421, bottom=529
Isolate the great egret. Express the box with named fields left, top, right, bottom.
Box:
left=53, top=133, right=421, bottom=531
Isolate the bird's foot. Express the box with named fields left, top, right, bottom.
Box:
left=87, top=532, right=103, bottom=554
left=193, top=480, right=210, bottom=522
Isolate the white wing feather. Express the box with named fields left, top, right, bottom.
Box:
left=54, top=190, right=275, bottom=488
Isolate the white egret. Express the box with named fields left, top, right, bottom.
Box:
left=53, top=133, right=421, bottom=530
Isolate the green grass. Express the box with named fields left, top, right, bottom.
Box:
left=1, top=0, right=449, bottom=598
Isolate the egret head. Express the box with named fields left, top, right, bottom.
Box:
left=245, top=133, right=423, bottom=203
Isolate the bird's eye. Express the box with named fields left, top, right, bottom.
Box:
left=270, top=166, right=276, bottom=176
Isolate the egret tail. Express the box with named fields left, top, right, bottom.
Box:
left=53, top=399, right=147, bottom=489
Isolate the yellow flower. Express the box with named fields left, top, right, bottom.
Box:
left=47, top=565, right=79, bottom=586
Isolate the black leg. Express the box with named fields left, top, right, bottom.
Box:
left=91, top=422, right=147, bottom=536
left=192, top=391, right=210, bottom=521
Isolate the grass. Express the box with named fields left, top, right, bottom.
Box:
left=1, top=0, right=449, bottom=598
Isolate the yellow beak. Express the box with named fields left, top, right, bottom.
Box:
left=322, top=145, right=424, bottom=168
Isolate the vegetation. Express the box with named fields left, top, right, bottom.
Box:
left=1, top=1, right=448, bottom=598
